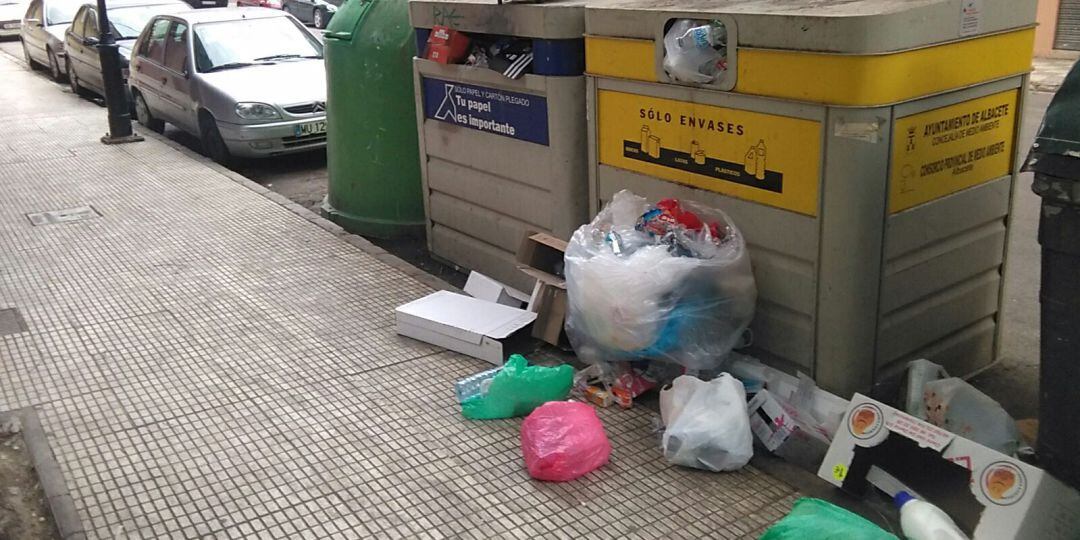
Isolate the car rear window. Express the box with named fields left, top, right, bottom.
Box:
left=111, top=4, right=185, bottom=40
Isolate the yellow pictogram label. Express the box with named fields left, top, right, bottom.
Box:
left=832, top=463, right=849, bottom=482
left=597, top=90, right=822, bottom=216
left=889, top=90, right=1018, bottom=213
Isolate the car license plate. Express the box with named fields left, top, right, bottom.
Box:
left=295, top=121, right=326, bottom=137
left=3, top=22, right=19, bottom=29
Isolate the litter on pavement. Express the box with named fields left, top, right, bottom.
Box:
left=520, top=401, right=611, bottom=482
left=564, top=190, right=756, bottom=374
left=391, top=184, right=1080, bottom=533
left=659, top=374, right=753, bottom=472
left=819, top=394, right=1080, bottom=538
left=394, top=290, right=535, bottom=365
left=761, top=498, right=897, bottom=540
left=459, top=354, right=573, bottom=420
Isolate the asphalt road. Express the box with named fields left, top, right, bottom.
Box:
left=0, top=35, right=1057, bottom=419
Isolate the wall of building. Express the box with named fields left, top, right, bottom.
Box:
left=1037, top=0, right=1062, bottom=56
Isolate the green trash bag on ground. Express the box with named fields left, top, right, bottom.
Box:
left=461, top=355, right=574, bottom=420
left=760, top=498, right=898, bottom=540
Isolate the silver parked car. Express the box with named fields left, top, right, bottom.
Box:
left=0, top=0, right=29, bottom=38
left=128, top=8, right=326, bottom=163
left=20, top=0, right=83, bottom=80
left=64, top=0, right=188, bottom=97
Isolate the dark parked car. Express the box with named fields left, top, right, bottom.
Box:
left=181, top=0, right=224, bottom=9
left=64, top=0, right=187, bottom=97
left=281, top=0, right=336, bottom=29
left=235, top=0, right=280, bottom=9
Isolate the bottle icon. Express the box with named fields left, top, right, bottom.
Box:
left=744, top=140, right=768, bottom=180
left=754, top=140, right=767, bottom=181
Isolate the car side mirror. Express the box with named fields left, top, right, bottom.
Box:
left=83, top=36, right=99, bottom=46
left=25, top=17, right=42, bottom=27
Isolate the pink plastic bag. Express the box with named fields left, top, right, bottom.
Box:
left=520, top=401, right=612, bottom=482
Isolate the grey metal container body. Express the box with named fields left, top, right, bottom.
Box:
left=590, top=78, right=1027, bottom=397
left=411, top=0, right=588, bottom=293
left=585, top=0, right=1035, bottom=396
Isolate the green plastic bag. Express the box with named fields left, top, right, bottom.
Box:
left=461, top=355, right=573, bottom=420
left=760, top=498, right=898, bottom=540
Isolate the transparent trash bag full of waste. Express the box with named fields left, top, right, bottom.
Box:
left=564, top=190, right=756, bottom=371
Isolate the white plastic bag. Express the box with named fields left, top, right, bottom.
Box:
left=924, top=378, right=1020, bottom=456
left=660, top=374, right=753, bottom=471
left=903, top=359, right=948, bottom=419
left=663, top=19, right=725, bottom=84
left=564, top=190, right=756, bottom=371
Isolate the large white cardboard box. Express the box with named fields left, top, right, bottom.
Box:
left=819, top=394, right=1080, bottom=539
left=395, top=290, right=536, bottom=365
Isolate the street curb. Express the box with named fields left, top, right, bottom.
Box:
left=138, top=131, right=459, bottom=294
left=1, top=408, right=86, bottom=540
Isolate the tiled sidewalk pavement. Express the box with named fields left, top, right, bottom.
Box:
left=0, top=52, right=797, bottom=538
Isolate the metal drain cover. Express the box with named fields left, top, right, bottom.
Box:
left=0, top=308, right=28, bottom=337
left=26, top=206, right=100, bottom=226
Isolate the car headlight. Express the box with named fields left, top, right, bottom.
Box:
left=235, top=102, right=280, bottom=121
left=326, top=4, right=336, bottom=11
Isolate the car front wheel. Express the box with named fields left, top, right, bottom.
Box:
left=313, top=8, right=325, bottom=29
left=133, top=91, right=165, bottom=134
left=199, top=114, right=231, bottom=165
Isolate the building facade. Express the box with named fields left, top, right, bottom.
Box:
left=1037, top=0, right=1080, bottom=56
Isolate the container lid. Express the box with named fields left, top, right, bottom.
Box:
left=1025, top=60, right=1080, bottom=180
left=408, top=0, right=587, bottom=40
left=324, top=0, right=375, bottom=41
left=894, top=491, right=916, bottom=509
left=584, top=0, right=1036, bottom=54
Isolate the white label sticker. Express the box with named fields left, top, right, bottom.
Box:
left=960, top=0, right=983, bottom=37
left=886, top=413, right=955, bottom=451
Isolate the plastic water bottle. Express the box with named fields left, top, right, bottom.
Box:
left=675, top=22, right=727, bottom=51
left=894, top=492, right=969, bottom=540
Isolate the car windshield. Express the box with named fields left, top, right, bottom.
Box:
left=45, top=0, right=80, bottom=25
left=110, top=4, right=183, bottom=39
left=193, top=16, right=322, bottom=73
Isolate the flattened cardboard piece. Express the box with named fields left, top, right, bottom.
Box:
left=464, top=271, right=527, bottom=308
left=395, top=291, right=536, bottom=365
left=530, top=282, right=569, bottom=347
left=819, top=394, right=1080, bottom=539
left=748, top=390, right=830, bottom=473
left=515, top=232, right=568, bottom=288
